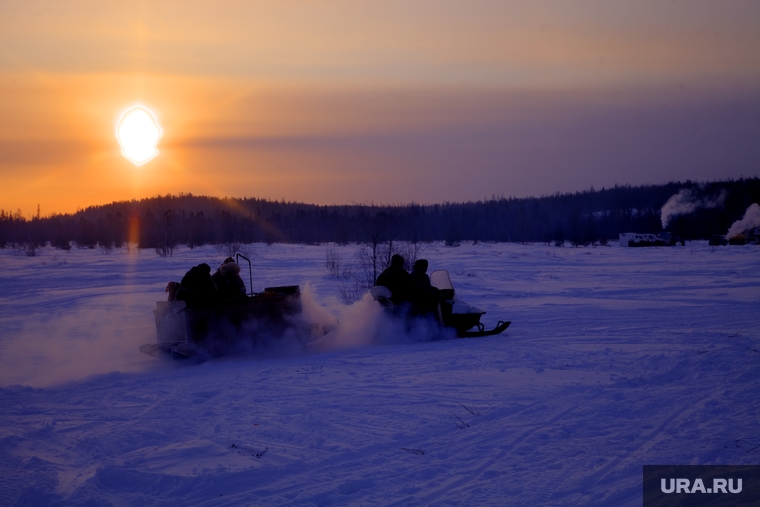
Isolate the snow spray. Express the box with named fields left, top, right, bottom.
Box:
left=0, top=294, right=156, bottom=387
left=304, top=291, right=454, bottom=353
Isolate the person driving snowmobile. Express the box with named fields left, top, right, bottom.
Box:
left=375, top=254, right=412, bottom=306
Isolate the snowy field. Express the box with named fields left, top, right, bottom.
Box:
left=1, top=241, right=759, bottom=506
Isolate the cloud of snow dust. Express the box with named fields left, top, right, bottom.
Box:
left=0, top=297, right=156, bottom=388
left=184, top=285, right=450, bottom=361
left=205, top=285, right=336, bottom=359
left=727, top=203, right=760, bottom=238
left=0, top=283, right=454, bottom=387
left=299, top=284, right=340, bottom=334
left=660, top=188, right=727, bottom=229
left=302, top=290, right=454, bottom=354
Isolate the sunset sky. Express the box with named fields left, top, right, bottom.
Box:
left=1, top=0, right=759, bottom=216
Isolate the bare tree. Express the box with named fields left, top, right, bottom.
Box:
left=324, top=244, right=342, bottom=277
left=338, top=274, right=369, bottom=305
left=155, top=209, right=177, bottom=257
left=395, top=241, right=429, bottom=270
left=359, top=211, right=400, bottom=284
left=216, top=241, right=249, bottom=258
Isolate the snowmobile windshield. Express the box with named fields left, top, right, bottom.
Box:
left=430, top=270, right=454, bottom=291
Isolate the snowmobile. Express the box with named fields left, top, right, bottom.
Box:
left=141, top=255, right=332, bottom=359
left=371, top=269, right=510, bottom=338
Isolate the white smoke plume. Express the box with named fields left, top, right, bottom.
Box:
left=660, top=188, right=727, bottom=229
left=727, top=203, right=760, bottom=238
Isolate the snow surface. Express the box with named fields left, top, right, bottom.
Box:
left=0, top=242, right=759, bottom=506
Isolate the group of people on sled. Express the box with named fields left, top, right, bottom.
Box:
left=375, top=254, right=441, bottom=317
left=167, top=257, right=247, bottom=307
left=170, top=252, right=440, bottom=315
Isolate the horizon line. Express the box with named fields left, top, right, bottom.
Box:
left=4, top=176, right=755, bottom=220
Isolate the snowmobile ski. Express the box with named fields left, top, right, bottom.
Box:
left=457, top=320, right=511, bottom=338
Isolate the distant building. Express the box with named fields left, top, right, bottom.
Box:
left=619, top=232, right=683, bottom=247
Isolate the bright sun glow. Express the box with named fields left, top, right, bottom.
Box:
left=117, top=107, right=162, bottom=165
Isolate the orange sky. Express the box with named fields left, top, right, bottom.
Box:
left=1, top=1, right=759, bottom=216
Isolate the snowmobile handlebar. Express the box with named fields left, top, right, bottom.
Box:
left=235, top=253, right=253, bottom=296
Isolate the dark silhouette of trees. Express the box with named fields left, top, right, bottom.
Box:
left=1, top=178, right=758, bottom=253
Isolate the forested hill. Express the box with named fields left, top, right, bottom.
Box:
left=2, top=178, right=758, bottom=251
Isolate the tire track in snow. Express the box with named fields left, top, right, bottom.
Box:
left=197, top=400, right=540, bottom=505
left=389, top=404, right=580, bottom=507
left=551, top=390, right=719, bottom=504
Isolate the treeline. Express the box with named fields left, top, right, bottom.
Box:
left=1, top=178, right=758, bottom=255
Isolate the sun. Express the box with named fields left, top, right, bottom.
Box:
left=116, top=106, right=162, bottom=165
